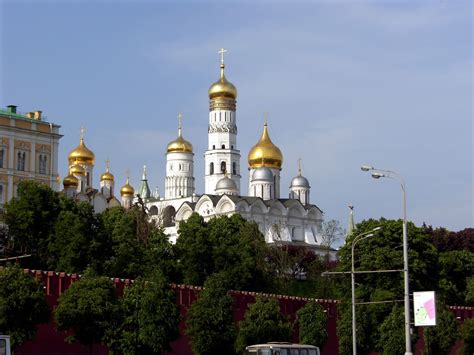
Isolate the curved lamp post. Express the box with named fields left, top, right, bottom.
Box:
left=351, top=227, right=381, bottom=355
left=361, top=165, right=412, bottom=355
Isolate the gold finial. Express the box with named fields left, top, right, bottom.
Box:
left=297, top=158, right=302, bottom=176
left=105, top=158, right=110, bottom=172
left=177, top=112, right=183, bottom=137
left=126, top=169, right=131, bottom=182
left=264, top=112, right=268, bottom=126
left=218, top=47, right=227, bottom=66
left=142, top=165, right=147, bottom=180
left=80, top=127, right=85, bottom=140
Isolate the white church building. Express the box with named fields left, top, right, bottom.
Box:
left=63, top=49, right=327, bottom=253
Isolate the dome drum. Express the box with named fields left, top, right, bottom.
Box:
left=209, top=97, right=236, bottom=112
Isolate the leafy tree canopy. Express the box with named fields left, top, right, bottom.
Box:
left=186, top=272, right=236, bottom=355
left=110, top=271, right=180, bottom=354
left=297, top=301, right=328, bottom=348
left=54, top=270, right=118, bottom=353
left=0, top=266, right=49, bottom=350
left=235, top=296, right=291, bottom=355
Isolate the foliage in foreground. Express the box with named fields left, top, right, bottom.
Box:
left=109, top=271, right=180, bottom=354
left=423, top=305, right=458, bottom=355
left=297, top=301, right=328, bottom=348
left=54, top=271, right=118, bottom=352
left=186, top=273, right=236, bottom=355
left=235, top=296, right=292, bottom=355
left=0, top=266, right=50, bottom=350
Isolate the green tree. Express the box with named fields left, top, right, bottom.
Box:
left=423, top=305, right=458, bottom=355
left=297, top=302, right=328, bottom=348
left=54, top=271, right=118, bottom=354
left=437, top=250, right=474, bottom=305
left=4, top=180, right=60, bottom=267
left=185, top=273, right=236, bottom=355
left=110, top=271, right=180, bottom=354
left=376, top=305, right=406, bottom=355
left=336, top=218, right=438, bottom=354
left=235, top=296, right=292, bottom=355
left=101, top=206, right=146, bottom=278
left=466, top=277, right=474, bottom=306
left=176, top=213, right=271, bottom=291
left=0, top=266, right=49, bottom=350
left=460, top=318, right=474, bottom=354
left=47, top=202, right=101, bottom=273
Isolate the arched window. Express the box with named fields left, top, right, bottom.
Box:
left=0, top=149, right=4, bottom=168
left=21, top=152, right=26, bottom=171
left=209, top=162, right=214, bottom=175
left=39, top=154, right=47, bottom=174
left=232, top=162, right=236, bottom=175
left=212, top=145, right=215, bottom=149
left=0, top=185, right=3, bottom=204
left=17, top=152, right=21, bottom=170
left=220, top=161, right=226, bottom=173
left=221, top=144, right=225, bottom=149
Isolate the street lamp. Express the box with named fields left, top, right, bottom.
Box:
left=361, top=165, right=412, bottom=355
left=351, top=227, right=382, bottom=355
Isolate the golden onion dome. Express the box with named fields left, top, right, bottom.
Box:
left=208, top=63, right=237, bottom=100
left=248, top=121, right=283, bottom=170
left=68, top=137, right=95, bottom=165
left=70, top=163, right=86, bottom=176
left=167, top=133, right=193, bottom=153
left=120, top=178, right=135, bottom=197
left=100, top=163, right=114, bottom=182
left=63, top=174, right=79, bottom=188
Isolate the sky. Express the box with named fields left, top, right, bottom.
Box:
left=1, top=0, right=472, bottom=232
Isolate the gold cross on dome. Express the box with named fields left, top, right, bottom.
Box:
left=126, top=169, right=130, bottom=179
left=177, top=113, right=183, bottom=130
left=297, top=158, right=302, bottom=175
left=80, top=126, right=85, bottom=140
left=218, top=48, right=227, bottom=65
left=264, top=112, right=268, bottom=125
left=105, top=158, right=110, bottom=170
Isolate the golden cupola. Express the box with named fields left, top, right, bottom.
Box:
left=248, top=120, right=283, bottom=170
left=100, top=161, right=114, bottom=181
left=63, top=173, right=79, bottom=188
left=68, top=132, right=95, bottom=165
left=70, top=163, right=86, bottom=176
left=120, top=177, right=135, bottom=197
left=208, top=48, right=237, bottom=100
left=167, top=114, right=193, bottom=153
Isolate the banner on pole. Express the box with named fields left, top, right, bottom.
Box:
left=414, top=291, right=436, bottom=326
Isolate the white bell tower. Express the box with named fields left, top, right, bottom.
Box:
left=204, top=48, right=241, bottom=195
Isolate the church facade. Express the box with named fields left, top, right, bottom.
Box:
left=63, top=49, right=325, bottom=250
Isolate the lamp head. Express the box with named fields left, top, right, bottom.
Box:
left=372, top=226, right=382, bottom=231
left=361, top=165, right=374, bottom=172
left=372, top=172, right=385, bottom=179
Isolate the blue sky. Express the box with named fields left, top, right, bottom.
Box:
left=1, top=0, right=472, bottom=231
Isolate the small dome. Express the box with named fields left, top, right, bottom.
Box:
left=208, top=64, right=237, bottom=100
left=290, top=175, right=310, bottom=188
left=100, top=171, right=114, bottom=181
left=68, top=137, right=95, bottom=165
left=248, top=122, right=283, bottom=170
left=216, top=175, right=238, bottom=192
left=252, top=167, right=274, bottom=182
left=167, top=135, right=193, bottom=153
left=120, top=178, right=135, bottom=197
left=63, top=174, right=79, bottom=188
left=70, top=163, right=85, bottom=176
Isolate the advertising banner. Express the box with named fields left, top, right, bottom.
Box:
left=414, top=291, right=436, bottom=326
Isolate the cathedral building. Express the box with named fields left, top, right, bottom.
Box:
left=0, top=105, right=61, bottom=207
left=62, top=49, right=326, bottom=253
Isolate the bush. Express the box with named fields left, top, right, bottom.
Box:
left=235, top=296, right=291, bottom=354
left=297, top=302, right=328, bottom=348
left=423, top=306, right=458, bottom=355
left=460, top=318, right=474, bottom=354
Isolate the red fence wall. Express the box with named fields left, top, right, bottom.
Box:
left=15, top=269, right=474, bottom=355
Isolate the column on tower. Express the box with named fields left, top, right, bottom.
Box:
left=165, top=114, right=195, bottom=199
left=204, top=48, right=241, bottom=195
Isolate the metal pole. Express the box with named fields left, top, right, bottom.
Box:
left=352, top=241, right=357, bottom=355
left=400, top=178, right=412, bottom=355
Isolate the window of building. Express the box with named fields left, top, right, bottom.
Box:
left=0, top=185, right=3, bottom=204
left=17, top=151, right=26, bottom=171
left=232, top=162, right=236, bottom=175
left=212, top=145, right=215, bottom=149
left=39, top=154, right=48, bottom=174
left=0, top=149, right=4, bottom=168
left=221, top=144, right=225, bottom=149
left=220, top=161, right=226, bottom=173
left=209, top=162, right=214, bottom=175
